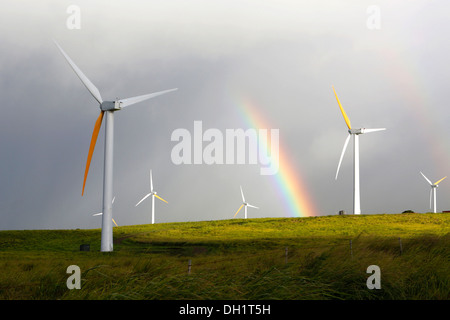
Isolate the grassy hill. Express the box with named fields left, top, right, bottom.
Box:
left=0, top=213, right=448, bottom=300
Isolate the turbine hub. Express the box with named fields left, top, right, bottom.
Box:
left=100, top=100, right=122, bottom=111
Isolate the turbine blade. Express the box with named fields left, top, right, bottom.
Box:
left=362, top=128, right=386, bottom=134
left=112, top=218, right=118, bottom=227
left=112, top=196, right=116, bottom=204
left=82, top=111, right=105, bottom=196
left=233, top=204, right=244, bottom=218
left=150, top=169, right=153, bottom=192
left=118, top=88, right=178, bottom=108
left=54, top=41, right=103, bottom=104
left=332, top=85, right=351, bottom=130
left=247, top=204, right=259, bottom=209
left=240, top=186, right=246, bottom=203
left=434, top=176, right=447, bottom=185
left=335, top=134, right=351, bottom=180
left=429, top=188, right=432, bottom=209
left=135, top=193, right=151, bottom=206
left=155, top=194, right=168, bottom=204
left=420, top=172, right=433, bottom=185
left=93, top=212, right=102, bottom=216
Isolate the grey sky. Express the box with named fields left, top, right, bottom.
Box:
left=1, top=0, right=449, bottom=230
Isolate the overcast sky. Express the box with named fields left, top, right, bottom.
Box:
left=1, top=0, right=449, bottom=230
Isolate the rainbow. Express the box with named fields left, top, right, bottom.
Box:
left=380, top=47, right=450, bottom=174
left=235, top=98, right=318, bottom=217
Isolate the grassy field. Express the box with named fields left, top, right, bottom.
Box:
left=0, top=213, right=448, bottom=300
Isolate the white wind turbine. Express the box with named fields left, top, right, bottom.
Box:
left=135, top=170, right=168, bottom=224
left=55, top=41, right=177, bottom=251
left=332, top=86, right=386, bottom=215
left=93, top=197, right=118, bottom=227
left=233, top=186, right=258, bottom=219
left=420, top=172, right=447, bottom=213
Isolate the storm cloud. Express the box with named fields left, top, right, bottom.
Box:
left=0, top=0, right=449, bottom=230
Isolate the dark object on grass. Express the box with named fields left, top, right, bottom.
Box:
left=80, top=244, right=90, bottom=251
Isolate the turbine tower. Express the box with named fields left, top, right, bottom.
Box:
left=55, top=41, right=177, bottom=251
left=420, top=172, right=447, bottom=213
left=135, top=169, right=168, bottom=224
left=233, top=186, right=258, bottom=219
left=332, top=85, right=386, bottom=215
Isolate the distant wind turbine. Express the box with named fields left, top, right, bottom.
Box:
left=135, top=170, right=168, bottom=224
left=420, top=172, right=447, bottom=213
left=233, top=186, right=258, bottom=219
left=55, top=41, right=177, bottom=252
left=332, top=85, right=386, bottom=215
left=93, top=197, right=118, bottom=227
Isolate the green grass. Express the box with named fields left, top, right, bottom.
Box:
left=0, top=213, right=448, bottom=300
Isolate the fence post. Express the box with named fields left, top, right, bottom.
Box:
left=399, top=238, right=403, bottom=255
left=350, top=240, right=353, bottom=258
left=285, top=247, right=288, bottom=264
left=188, top=259, right=192, bottom=275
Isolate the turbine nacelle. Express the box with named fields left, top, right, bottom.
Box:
left=100, top=100, right=123, bottom=111
left=348, top=128, right=386, bottom=135
left=349, top=128, right=363, bottom=135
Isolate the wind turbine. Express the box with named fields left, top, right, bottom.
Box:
left=55, top=41, right=177, bottom=252
left=332, top=85, right=386, bottom=215
left=420, top=172, right=447, bottom=213
left=233, top=186, right=258, bottom=219
left=93, top=197, right=118, bottom=227
left=135, top=169, right=168, bottom=224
